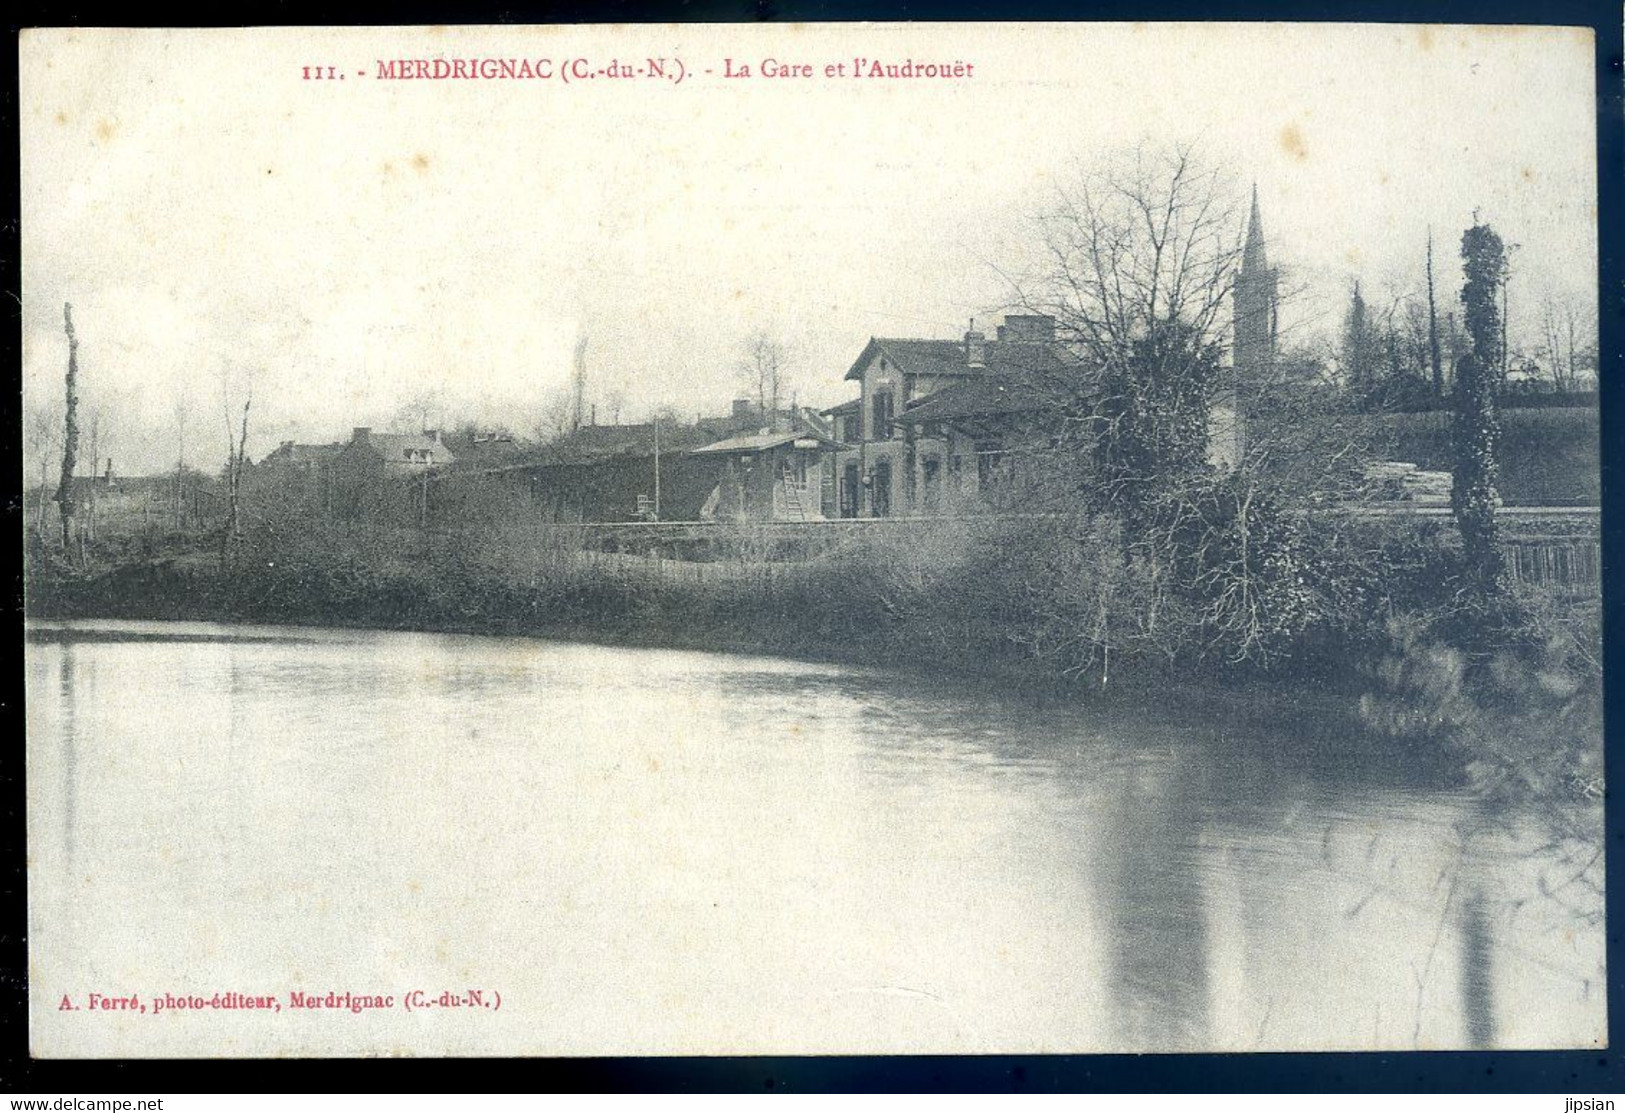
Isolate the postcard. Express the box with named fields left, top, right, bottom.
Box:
left=20, top=22, right=1603, bottom=1058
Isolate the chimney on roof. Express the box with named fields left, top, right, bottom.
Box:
left=965, top=319, right=987, bottom=369
left=1000, top=314, right=1056, bottom=344
left=352, top=427, right=372, bottom=444
left=732, top=397, right=755, bottom=420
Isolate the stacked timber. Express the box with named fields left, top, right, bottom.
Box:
left=1362, top=461, right=1454, bottom=506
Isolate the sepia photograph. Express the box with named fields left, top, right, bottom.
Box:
left=18, top=21, right=1605, bottom=1060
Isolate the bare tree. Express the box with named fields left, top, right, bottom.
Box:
left=1427, top=228, right=1444, bottom=397
left=85, top=408, right=100, bottom=543
left=1011, top=142, right=1244, bottom=514
left=1030, top=145, right=1242, bottom=366
left=604, top=388, right=627, bottom=426
left=1536, top=290, right=1598, bottom=392
left=571, top=335, right=589, bottom=434
left=221, top=376, right=253, bottom=567
left=737, top=331, right=790, bottom=428
left=531, top=386, right=575, bottom=444
left=25, top=398, right=62, bottom=545
left=170, top=394, right=195, bottom=531
left=390, top=388, right=446, bottom=434
left=54, top=304, right=81, bottom=559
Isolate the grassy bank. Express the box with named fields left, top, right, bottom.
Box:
left=26, top=518, right=1176, bottom=694
left=25, top=512, right=1602, bottom=800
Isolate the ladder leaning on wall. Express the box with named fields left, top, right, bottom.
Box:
left=778, top=479, right=813, bottom=522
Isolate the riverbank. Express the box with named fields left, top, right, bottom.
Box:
left=20, top=519, right=1583, bottom=795
left=25, top=542, right=1367, bottom=718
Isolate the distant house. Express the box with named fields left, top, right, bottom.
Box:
left=329, top=427, right=456, bottom=521
left=259, top=440, right=344, bottom=473
left=442, top=431, right=528, bottom=469
left=336, top=427, right=457, bottom=473
left=691, top=428, right=843, bottom=522
left=50, top=464, right=214, bottom=533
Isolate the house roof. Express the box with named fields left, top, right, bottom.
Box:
left=843, top=336, right=1082, bottom=383
left=353, top=431, right=457, bottom=465
left=260, top=441, right=342, bottom=466
left=845, top=338, right=970, bottom=382
left=821, top=397, right=861, bottom=417
left=794, top=406, right=836, bottom=441
left=690, top=429, right=841, bottom=455
left=893, top=376, right=1053, bottom=425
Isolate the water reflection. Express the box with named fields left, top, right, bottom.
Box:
left=22, top=619, right=1606, bottom=1056
left=1458, top=887, right=1497, bottom=1048
left=56, top=644, right=77, bottom=859
left=1089, top=757, right=1212, bottom=1051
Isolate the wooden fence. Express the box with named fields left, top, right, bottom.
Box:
left=1502, top=537, right=1601, bottom=594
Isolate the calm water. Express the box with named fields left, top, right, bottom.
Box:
left=25, top=619, right=1605, bottom=1057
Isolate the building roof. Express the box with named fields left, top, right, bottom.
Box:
left=260, top=441, right=343, bottom=466
left=843, top=336, right=1082, bottom=383
left=65, top=472, right=190, bottom=495
left=442, top=434, right=531, bottom=467
left=893, top=376, right=1053, bottom=425
left=529, top=422, right=718, bottom=465
left=690, top=429, right=841, bottom=455
left=820, top=397, right=861, bottom=417
left=351, top=431, right=457, bottom=465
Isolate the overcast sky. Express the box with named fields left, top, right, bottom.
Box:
left=20, top=23, right=1598, bottom=473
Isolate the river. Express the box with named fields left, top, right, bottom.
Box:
left=24, top=619, right=1605, bottom=1057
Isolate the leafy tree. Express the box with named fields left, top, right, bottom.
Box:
left=1089, top=321, right=1221, bottom=520
left=1452, top=220, right=1507, bottom=593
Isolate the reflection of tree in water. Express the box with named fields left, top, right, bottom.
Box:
left=1421, top=805, right=1602, bottom=1049
left=1457, top=886, right=1497, bottom=1048
left=717, top=662, right=1602, bottom=1050
left=1088, top=755, right=1212, bottom=1052
left=56, top=644, right=80, bottom=860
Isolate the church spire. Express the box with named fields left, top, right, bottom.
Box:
left=1242, top=183, right=1268, bottom=277
left=1233, top=183, right=1277, bottom=380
